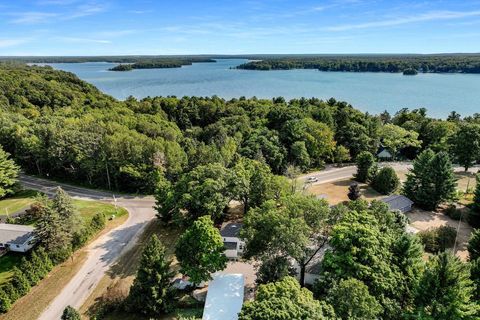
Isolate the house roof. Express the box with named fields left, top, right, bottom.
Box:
left=224, top=242, right=237, bottom=250
left=202, top=274, right=244, bottom=320
left=0, top=223, right=35, bottom=245
left=381, top=195, right=414, bottom=211
left=220, top=223, right=243, bottom=238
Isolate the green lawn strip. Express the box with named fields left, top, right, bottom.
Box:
left=0, top=190, right=40, bottom=216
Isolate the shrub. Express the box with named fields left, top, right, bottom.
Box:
left=355, top=151, right=376, bottom=183
left=90, top=213, right=106, bottom=232
left=444, top=204, right=462, bottom=220
left=10, top=267, right=31, bottom=296
left=418, top=226, right=457, bottom=253
left=371, top=167, right=399, bottom=195
left=0, top=289, right=12, bottom=314
left=2, top=283, right=19, bottom=303
left=61, top=305, right=81, bottom=320
left=347, top=183, right=361, bottom=201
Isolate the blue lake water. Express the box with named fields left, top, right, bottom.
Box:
left=46, top=59, right=480, bottom=118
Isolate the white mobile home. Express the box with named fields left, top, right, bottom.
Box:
left=202, top=274, right=244, bottom=320
left=220, top=223, right=245, bottom=259
left=0, top=223, right=36, bottom=253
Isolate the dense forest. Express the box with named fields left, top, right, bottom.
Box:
left=109, top=59, right=216, bottom=71
left=236, top=54, right=480, bottom=73
left=0, top=62, right=479, bottom=194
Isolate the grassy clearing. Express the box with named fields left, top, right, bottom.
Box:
left=81, top=220, right=185, bottom=320
left=306, top=178, right=384, bottom=205
left=74, top=199, right=128, bottom=221
left=0, top=190, right=40, bottom=216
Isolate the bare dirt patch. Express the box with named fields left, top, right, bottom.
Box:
left=407, top=209, right=473, bottom=261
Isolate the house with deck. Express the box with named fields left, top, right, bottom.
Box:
left=220, top=222, right=245, bottom=259
left=0, top=223, right=36, bottom=253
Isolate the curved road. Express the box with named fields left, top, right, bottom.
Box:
left=18, top=175, right=156, bottom=320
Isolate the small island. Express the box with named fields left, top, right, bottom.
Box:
left=403, top=68, right=418, bottom=75
left=108, top=59, right=216, bottom=71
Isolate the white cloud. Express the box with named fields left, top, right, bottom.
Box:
left=0, top=39, right=29, bottom=48
left=327, top=10, right=480, bottom=31
left=56, top=36, right=111, bottom=44
left=10, top=12, right=58, bottom=24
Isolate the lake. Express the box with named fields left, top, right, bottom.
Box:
left=46, top=59, right=480, bottom=118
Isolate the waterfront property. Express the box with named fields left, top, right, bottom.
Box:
left=0, top=223, right=36, bottom=253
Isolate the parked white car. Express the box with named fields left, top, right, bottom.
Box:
left=306, top=176, right=318, bottom=183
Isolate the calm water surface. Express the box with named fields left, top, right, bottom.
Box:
left=47, top=59, right=480, bottom=118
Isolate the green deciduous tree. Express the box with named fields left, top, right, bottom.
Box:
left=371, top=166, right=400, bottom=195
left=256, top=256, right=297, bottom=285
left=126, top=235, right=174, bottom=315
left=241, top=194, right=334, bottom=286
left=0, top=146, right=20, bottom=199
left=328, top=278, right=383, bottom=320
left=238, top=277, right=334, bottom=320
left=355, top=151, right=376, bottom=183
left=61, top=306, right=81, bottom=320
left=175, top=216, right=227, bottom=285
left=380, top=124, right=421, bottom=159
left=450, top=123, right=480, bottom=171
left=334, top=145, right=351, bottom=166
left=414, top=252, right=478, bottom=319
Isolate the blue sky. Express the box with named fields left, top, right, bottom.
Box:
left=1, top=0, right=480, bottom=55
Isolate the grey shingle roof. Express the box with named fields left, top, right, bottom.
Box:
left=0, top=223, right=35, bottom=245
left=220, top=222, right=243, bottom=238
left=381, top=195, right=414, bottom=211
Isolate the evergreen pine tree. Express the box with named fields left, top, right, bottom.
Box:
left=428, top=151, right=457, bottom=209
left=52, top=187, right=80, bottom=239
left=470, top=258, right=480, bottom=302
left=347, top=183, right=361, bottom=201
left=31, top=249, right=48, bottom=279
left=473, top=174, right=480, bottom=212
left=468, top=229, right=480, bottom=261
left=36, top=246, right=54, bottom=272
left=126, top=235, right=174, bottom=315
left=10, top=267, right=31, bottom=296
left=0, top=288, right=11, bottom=314
left=414, top=252, right=478, bottom=319
left=61, top=305, right=81, bottom=320
left=2, top=282, right=19, bottom=303
left=21, top=257, right=40, bottom=286
left=371, top=166, right=400, bottom=195
left=0, top=146, right=20, bottom=199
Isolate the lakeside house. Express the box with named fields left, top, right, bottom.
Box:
left=220, top=222, right=245, bottom=260
left=0, top=223, right=36, bottom=253
left=381, top=194, right=414, bottom=213
left=202, top=274, right=244, bottom=320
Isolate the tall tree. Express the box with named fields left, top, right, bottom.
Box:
left=473, top=174, right=480, bottom=213
left=355, top=151, right=376, bottom=183
left=238, top=277, right=334, bottom=320
left=241, top=194, right=334, bottom=286
left=450, top=123, right=480, bottom=171
left=404, top=150, right=456, bottom=210
left=52, top=187, right=80, bottom=238
left=175, top=216, right=227, bottom=285
left=328, top=278, right=383, bottom=320
left=126, top=235, right=174, bottom=315
left=414, top=252, right=478, bottom=319
left=0, top=146, right=20, bottom=199
left=468, top=229, right=480, bottom=261
left=379, top=124, right=421, bottom=159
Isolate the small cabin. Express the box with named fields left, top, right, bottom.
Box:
left=220, top=223, right=245, bottom=259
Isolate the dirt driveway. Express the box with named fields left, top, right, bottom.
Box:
left=407, top=209, right=473, bottom=261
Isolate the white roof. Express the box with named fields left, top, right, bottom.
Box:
left=202, top=274, right=244, bottom=320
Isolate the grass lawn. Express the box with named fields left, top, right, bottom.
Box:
left=74, top=199, right=128, bottom=222
left=0, top=190, right=40, bottom=216
left=306, top=178, right=384, bottom=205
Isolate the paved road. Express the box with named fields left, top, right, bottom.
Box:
left=18, top=175, right=156, bottom=320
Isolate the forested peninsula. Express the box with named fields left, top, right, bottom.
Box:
left=236, top=54, right=480, bottom=74
left=108, top=58, right=216, bottom=71
left=0, top=62, right=479, bottom=195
